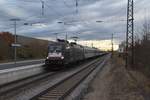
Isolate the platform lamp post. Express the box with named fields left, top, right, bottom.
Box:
left=10, top=18, right=20, bottom=64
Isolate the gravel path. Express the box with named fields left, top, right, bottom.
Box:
left=82, top=56, right=146, bottom=100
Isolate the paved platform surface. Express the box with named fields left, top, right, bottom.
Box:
left=0, top=59, right=44, bottom=70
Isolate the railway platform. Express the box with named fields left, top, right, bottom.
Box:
left=0, top=59, right=44, bottom=70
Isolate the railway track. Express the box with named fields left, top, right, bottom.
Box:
left=0, top=71, right=56, bottom=95
left=31, top=57, right=103, bottom=100
left=0, top=56, right=106, bottom=100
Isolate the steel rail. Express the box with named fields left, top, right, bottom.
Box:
left=0, top=71, right=56, bottom=95
left=0, top=56, right=105, bottom=100
left=31, top=57, right=103, bottom=100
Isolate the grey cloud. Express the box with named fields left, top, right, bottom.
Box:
left=0, top=0, right=149, bottom=43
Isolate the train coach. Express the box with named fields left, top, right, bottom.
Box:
left=45, top=39, right=103, bottom=69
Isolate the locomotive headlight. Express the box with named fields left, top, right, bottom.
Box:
left=66, top=46, right=70, bottom=49
left=46, top=57, right=49, bottom=59
left=61, top=56, right=64, bottom=59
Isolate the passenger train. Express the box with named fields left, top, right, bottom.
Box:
left=45, top=39, right=104, bottom=69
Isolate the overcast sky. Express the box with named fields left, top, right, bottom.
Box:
left=0, top=0, right=149, bottom=43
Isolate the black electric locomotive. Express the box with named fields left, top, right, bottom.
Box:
left=45, top=39, right=102, bottom=69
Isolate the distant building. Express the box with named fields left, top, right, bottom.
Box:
left=118, top=42, right=126, bottom=58
left=118, top=45, right=124, bottom=53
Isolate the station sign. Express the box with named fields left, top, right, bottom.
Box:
left=11, top=43, right=21, bottom=47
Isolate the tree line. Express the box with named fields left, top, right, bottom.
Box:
left=133, top=21, right=150, bottom=76
left=120, top=21, right=150, bottom=76
left=0, top=32, right=49, bottom=62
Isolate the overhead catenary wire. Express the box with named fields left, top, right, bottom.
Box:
left=0, top=0, right=128, bottom=40
left=0, top=0, right=66, bottom=31
left=15, top=0, right=65, bottom=21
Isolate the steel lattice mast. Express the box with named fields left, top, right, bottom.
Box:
left=126, top=0, right=134, bottom=67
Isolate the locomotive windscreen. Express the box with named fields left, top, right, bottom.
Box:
left=48, top=45, right=62, bottom=53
